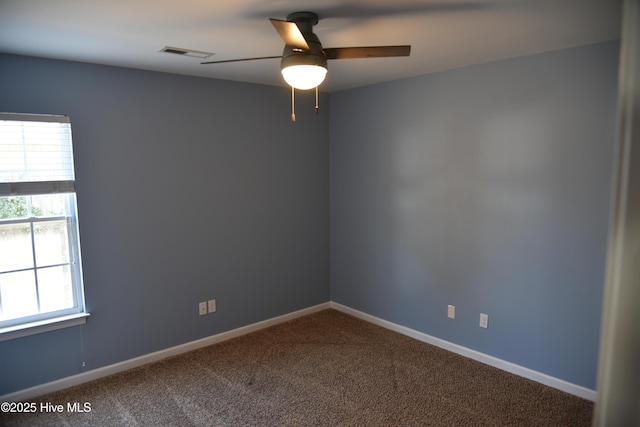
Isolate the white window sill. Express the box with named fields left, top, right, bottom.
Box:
left=0, top=312, right=90, bottom=342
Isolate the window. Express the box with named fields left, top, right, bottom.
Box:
left=0, top=113, right=87, bottom=340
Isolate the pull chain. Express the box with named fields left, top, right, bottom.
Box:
left=289, top=86, right=320, bottom=121
left=291, top=86, right=296, bottom=122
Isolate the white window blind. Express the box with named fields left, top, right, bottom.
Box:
left=0, top=113, right=75, bottom=196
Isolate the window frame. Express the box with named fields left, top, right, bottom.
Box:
left=0, top=113, right=88, bottom=341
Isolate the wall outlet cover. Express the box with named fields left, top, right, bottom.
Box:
left=480, top=313, right=489, bottom=328
left=447, top=305, right=455, bottom=319
left=208, top=299, right=216, bottom=313
left=199, top=302, right=207, bottom=316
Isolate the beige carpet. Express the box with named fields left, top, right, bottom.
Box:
left=1, top=309, right=593, bottom=426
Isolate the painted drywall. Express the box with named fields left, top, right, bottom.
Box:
left=330, top=41, right=619, bottom=389
left=0, top=54, right=330, bottom=395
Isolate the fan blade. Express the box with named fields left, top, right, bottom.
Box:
left=324, top=45, right=411, bottom=60
left=201, top=56, right=281, bottom=65
left=269, top=18, right=309, bottom=50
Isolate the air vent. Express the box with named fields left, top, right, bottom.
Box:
left=160, top=46, right=214, bottom=59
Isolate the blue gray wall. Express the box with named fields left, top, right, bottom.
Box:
left=0, top=54, right=330, bottom=395
left=0, top=40, right=620, bottom=396
left=330, top=41, right=619, bottom=389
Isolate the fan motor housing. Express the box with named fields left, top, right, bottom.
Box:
left=281, top=37, right=327, bottom=69
left=280, top=12, right=327, bottom=70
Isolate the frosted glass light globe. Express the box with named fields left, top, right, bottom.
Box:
left=281, top=65, right=327, bottom=90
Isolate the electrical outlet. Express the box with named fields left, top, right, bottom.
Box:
left=208, top=299, right=216, bottom=313
left=480, top=313, right=489, bottom=328
left=199, top=301, right=207, bottom=316
left=447, top=305, right=455, bottom=319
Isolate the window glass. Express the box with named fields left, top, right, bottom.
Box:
left=0, top=114, right=86, bottom=331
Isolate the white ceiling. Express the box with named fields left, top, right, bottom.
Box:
left=0, top=0, right=622, bottom=92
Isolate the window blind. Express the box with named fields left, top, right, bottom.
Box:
left=0, top=113, right=75, bottom=196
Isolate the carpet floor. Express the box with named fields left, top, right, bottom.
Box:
left=1, top=309, right=593, bottom=426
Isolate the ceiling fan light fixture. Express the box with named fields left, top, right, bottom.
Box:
left=201, top=10, right=411, bottom=117
left=281, top=64, right=327, bottom=90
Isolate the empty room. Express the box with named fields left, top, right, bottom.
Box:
left=1, top=0, right=638, bottom=425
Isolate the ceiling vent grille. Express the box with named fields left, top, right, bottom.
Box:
left=160, top=46, right=214, bottom=59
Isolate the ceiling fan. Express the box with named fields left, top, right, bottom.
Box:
left=201, top=11, right=411, bottom=121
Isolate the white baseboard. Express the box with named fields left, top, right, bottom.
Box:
left=329, top=301, right=597, bottom=401
left=2, top=301, right=596, bottom=403
left=1, top=302, right=331, bottom=403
